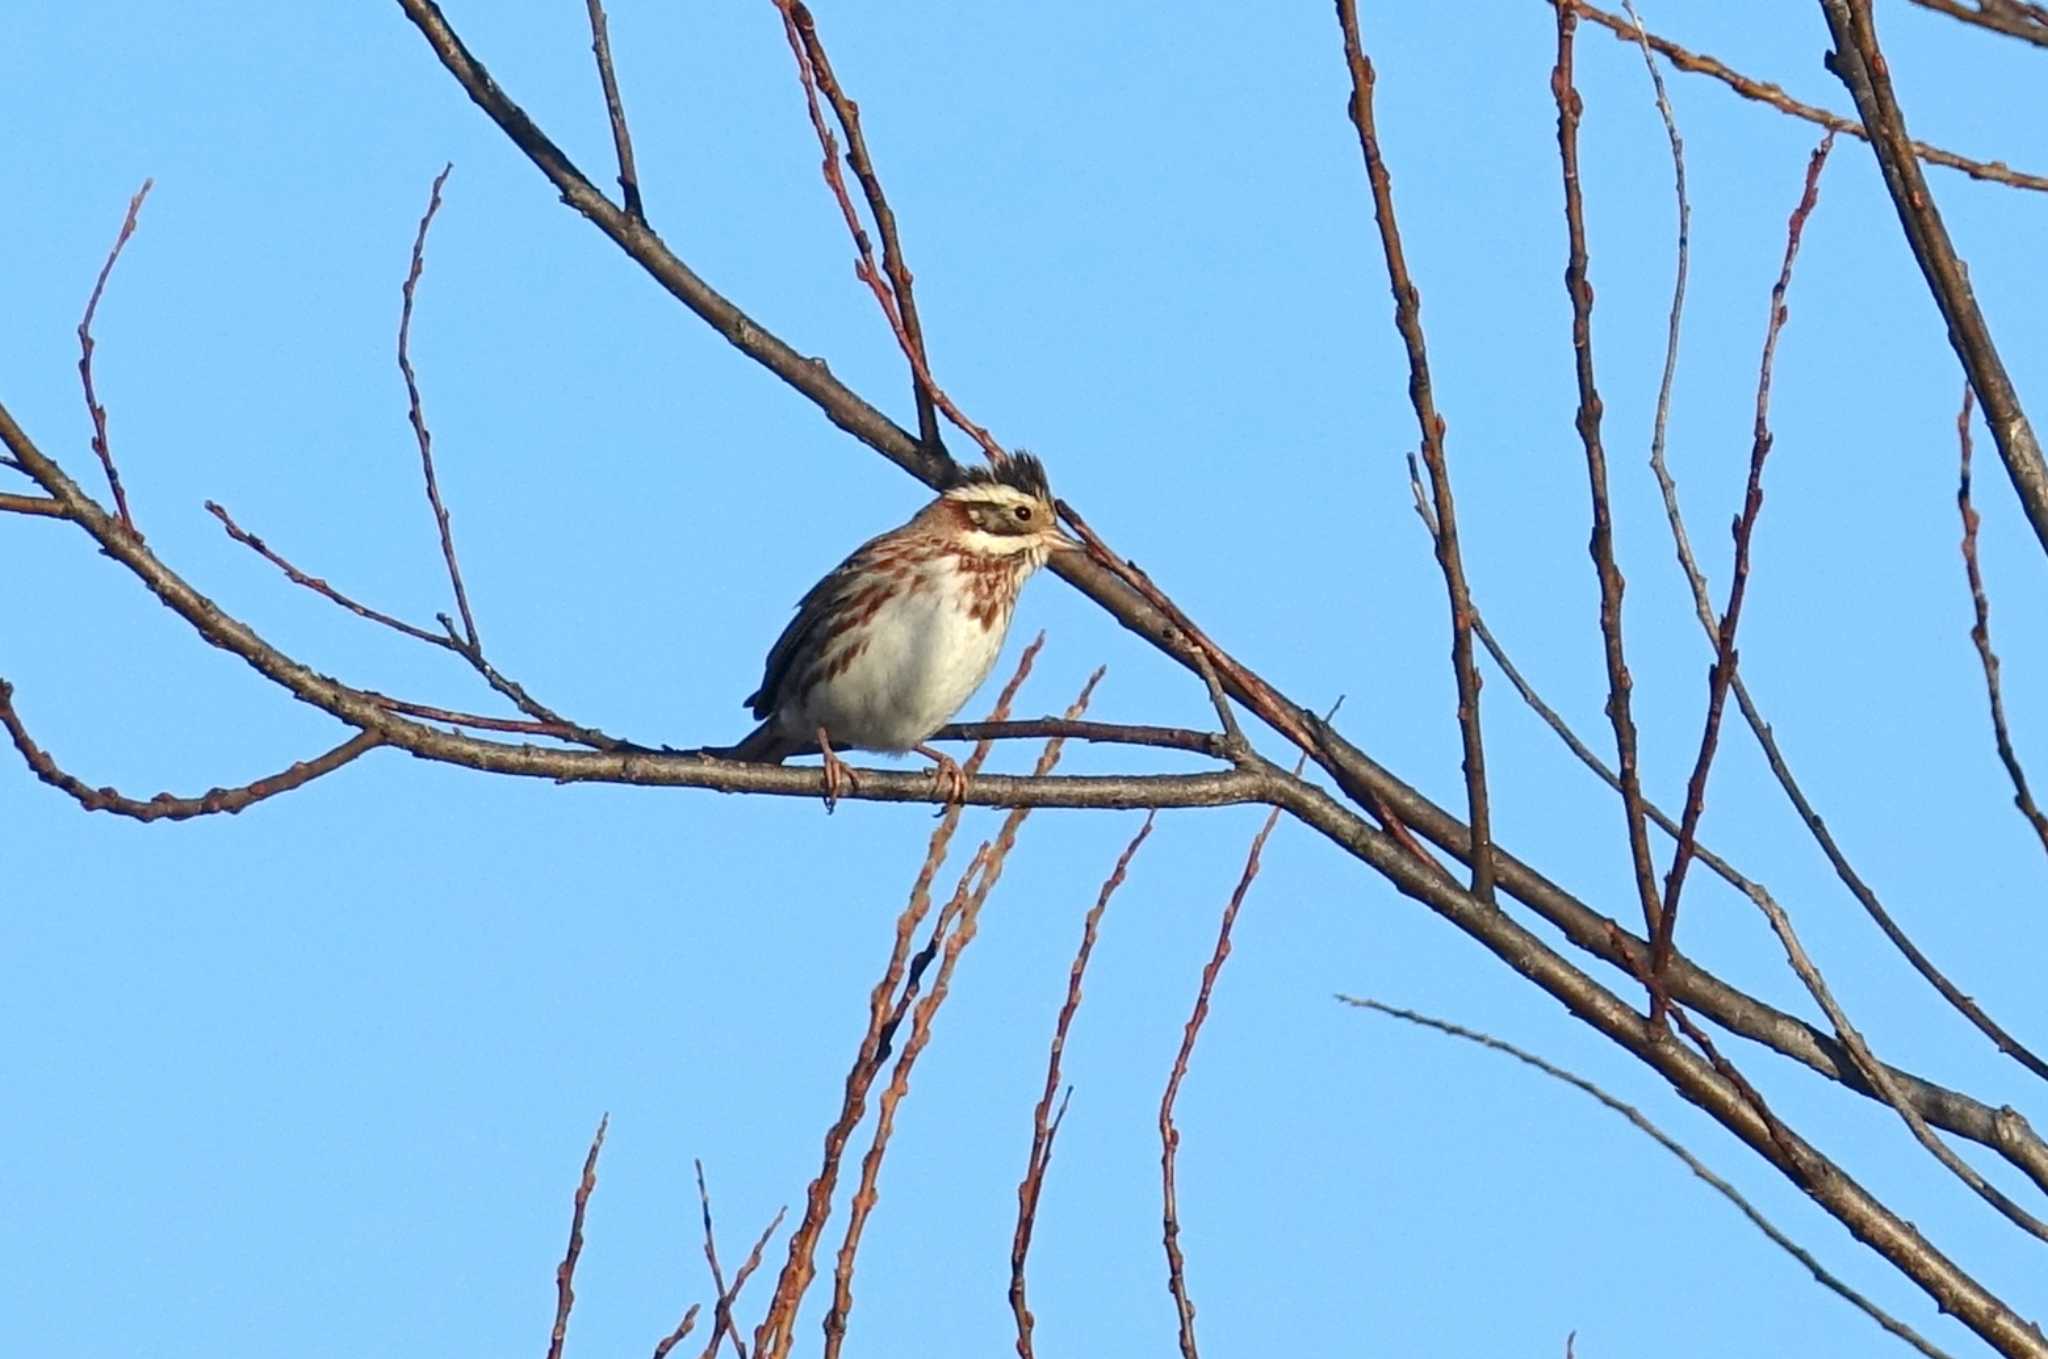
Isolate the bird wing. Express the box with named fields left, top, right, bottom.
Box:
left=744, top=536, right=883, bottom=720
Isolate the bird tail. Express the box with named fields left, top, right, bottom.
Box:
left=713, top=718, right=796, bottom=763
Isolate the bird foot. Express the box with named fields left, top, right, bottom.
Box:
left=818, top=727, right=861, bottom=813
left=916, top=744, right=968, bottom=809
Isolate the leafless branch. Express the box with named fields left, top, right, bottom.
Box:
left=0, top=493, right=70, bottom=519
left=822, top=673, right=1104, bottom=1359
left=1572, top=1, right=2048, bottom=192
left=1958, top=386, right=2048, bottom=857
left=1820, top=0, right=2048, bottom=556
left=1910, top=0, right=2048, bottom=48
left=1335, top=0, right=1495, bottom=903
left=1013, top=811, right=1157, bottom=1358
left=1340, top=997, right=1958, bottom=1359
left=77, top=178, right=153, bottom=537
left=0, top=679, right=381, bottom=821
left=651, top=1305, right=702, bottom=1359
left=694, top=1160, right=783, bottom=1359
left=582, top=0, right=645, bottom=220
left=1654, top=133, right=1833, bottom=988
left=1551, top=1, right=1668, bottom=1010
left=548, top=1114, right=608, bottom=1359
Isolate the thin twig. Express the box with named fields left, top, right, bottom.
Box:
left=0, top=679, right=381, bottom=821
left=77, top=178, right=154, bottom=537
left=1959, top=371, right=2048, bottom=857
left=822, top=672, right=1105, bottom=1359
left=1340, top=997, right=1957, bottom=1359
left=1572, top=1, right=2048, bottom=193
left=939, top=717, right=1229, bottom=760
left=1910, top=0, right=2048, bottom=49
left=783, top=3, right=940, bottom=449
left=1012, top=811, right=1157, bottom=1359
left=752, top=640, right=1044, bottom=1359
left=697, top=1193, right=787, bottom=1359
left=1820, top=0, right=2048, bottom=556
left=1622, top=0, right=1690, bottom=540
left=1335, top=0, right=1495, bottom=903
left=206, top=500, right=451, bottom=647
left=1552, top=1, right=1667, bottom=1012
left=1161, top=752, right=1303, bottom=1359
left=398, top=163, right=482, bottom=650
left=651, top=1305, right=702, bottom=1359
left=582, top=0, right=645, bottom=220
left=548, top=1114, right=608, bottom=1359
left=1653, top=134, right=1833, bottom=990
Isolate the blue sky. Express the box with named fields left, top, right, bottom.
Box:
left=7, top=3, right=2048, bottom=1355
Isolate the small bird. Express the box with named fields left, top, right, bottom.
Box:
left=728, top=452, right=1076, bottom=808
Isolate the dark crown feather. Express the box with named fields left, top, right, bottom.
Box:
left=947, top=451, right=1051, bottom=501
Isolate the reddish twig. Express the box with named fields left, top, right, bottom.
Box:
left=1334, top=0, right=1495, bottom=903
left=398, top=163, right=483, bottom=650
left=651, top=1306, right=702, bottom=1359
left=1160, top=751, right=1305, bottom=1359
left=1551, top=2, right=1667, bottom=1012
left=0, top=678, right=380, bottom=821
left=1572, top=1, right=2048, bottom=193
left=77, top=178, right=154, bottom=537
left=940, top=717, right=1231, bottom=760
left=751, top=640, right=1043, bottom=1359
left=358, top=692, right=594, bottom=741
left=771, top=3, right=990, bottom=462
left=1653, top=134, right=1833, bottom=989
left=821, top=671, right=1105, bottom=1359
left=1958, top=385, right=2048, bottom=858
left=1820, top=0, right=2048, bottom=557
left=582, top=0, right=645, bottom=220
left=782, top=3, right=940, bottom=450
left=548, top=1114, right=608, bottom=1359
left=1910, top=0, right=2048, bottom=49
left=1011, top=810, right=1158, bottom=1358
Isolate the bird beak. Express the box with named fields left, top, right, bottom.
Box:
left=1049, top=525, right=1086, bottom=554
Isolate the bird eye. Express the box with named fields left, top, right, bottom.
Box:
left=1013, top=505, right=1033, bottom=522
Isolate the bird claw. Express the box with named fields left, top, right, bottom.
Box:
left=818, top=727, right=861, bottom=813
left=918, top=745, right=968, bottom=811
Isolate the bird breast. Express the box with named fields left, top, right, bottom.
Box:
left=793, top=552, right=1033, bottom=753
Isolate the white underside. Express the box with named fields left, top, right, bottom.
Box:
left=778, top=571, right=1013, bottom=753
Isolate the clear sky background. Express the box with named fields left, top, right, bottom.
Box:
left=7, top=3, right=2047, bottom=1356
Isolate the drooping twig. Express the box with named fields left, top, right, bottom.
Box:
left=821, top=671, right=1106, bottom=1359
left=1335, top=0, right=1496, bottom=904
left=1551, top=1, right=1668, bottom=1006
left=1572, top=1, right=2048, bottom=193
left=1910, top=0, right=2048, bottom=49
left=1959, top=376, right=2048, bottom=857
left=1622, top=0, right=1690, bottom=527
left=1339, top=997, right=1958, bottom=1359
left=1653, top=134, right=1833, bottom=990
left=547, top=1115, right=608, bottom=1359
left=1820, top=0, right=2048, bottom=557
left=0, top=678, right=381, bottom=821
left=205, top=500, right=450, bottom=647
left=581, top=0, right=645, bottom=220
left=750, top=640, right=1042, bottom=1359
left=398, top=163, right=483, bottom=650
left=1161, top=750, right=1305, bottom=1359
left=77, top=178, right=153, bottom=537
left=1012, top=811, right=1157, bottom=1358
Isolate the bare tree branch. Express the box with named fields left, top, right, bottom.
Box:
left=1339, top=997, right=1958, bottom=1359
left=1820, top=0, right=2048, bottom=556
left=548, top=1114, right=608, bottom=1359
left=1335, top=0, right=1497, bottom=904
left=1910, top=0, right=2048, bottom=49
left=77, top=178, right=153, bottom=538
left=581, top=0, right=645, bottom=221
left=1572, top=1, right=2048, bottom=192
left=1958, top=384, right=2048, bottom=858
left=1013, top=811, right=1156, bottom=1359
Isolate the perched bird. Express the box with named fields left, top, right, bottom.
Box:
left=728, top=452, right=1076, bottom=808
